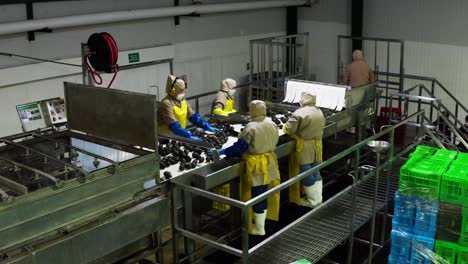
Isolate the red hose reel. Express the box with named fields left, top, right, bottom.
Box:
left=85, top=32, right=119, bottom=88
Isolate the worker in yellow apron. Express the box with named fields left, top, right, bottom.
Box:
left=208, top=100, right=280, bottom=235
left=212, top=78, right=237, bottom=116
left=158, top=75, right=220, bottom=139
left=283, top=92, right=325, bottom=208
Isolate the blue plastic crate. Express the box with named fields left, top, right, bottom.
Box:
left=410, top=234, right=435, bottom=264
left=393, top=192, right=416, bottom=233
left=389, top=230, right=412, bottom=263
left=413, top=198, right=438, bottom=237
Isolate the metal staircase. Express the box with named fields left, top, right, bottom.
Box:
left=384, top=76, right=468, bottom=152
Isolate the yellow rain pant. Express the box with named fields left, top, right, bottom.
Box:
left=240, top=152, right=280, bottom=234
left=288, top=134, right=323, bottom=205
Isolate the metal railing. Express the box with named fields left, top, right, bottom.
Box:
left=378, top=72, right=468, bottom=125
left=337, top=36, right=405, bottom=109
left=171, top=109, right=428, bottom=264
left=249, top=33, right=309, bottom=103
left=390, top=83, right=468, bottom=150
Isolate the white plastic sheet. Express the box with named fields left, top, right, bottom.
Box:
left=284, top=80, right=349, bottom=111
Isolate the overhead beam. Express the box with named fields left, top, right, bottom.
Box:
left=0, top=0, right=79, bottom=4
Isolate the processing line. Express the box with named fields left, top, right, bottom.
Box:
left=169, top=81, right=381, bottom=263
left=0, top=79, right=378, bottom=264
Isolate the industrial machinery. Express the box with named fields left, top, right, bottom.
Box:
left=0, top=83, right=168, bottom=264
left=170, top=79, right=385, bottom=263
left=2, top=31, right=463, bottom=264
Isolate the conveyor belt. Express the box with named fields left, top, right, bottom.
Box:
left=242, top=158, right=405, bottom=264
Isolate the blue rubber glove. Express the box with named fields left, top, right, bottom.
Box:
left=190, top=136, right=203, bottom=142
left=206, top=125, right=222, bottom=133
left=189, top=113, right=213, bottom=131
left=224, top=138, right=248, bottom=158
left=207, top=149, right=225, bottom=156
left=168, top=121, right=192, bottom=138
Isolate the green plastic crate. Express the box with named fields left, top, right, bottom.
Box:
left=454, top=153, right=468, bottom=167
left=410, top=145, right=436, bottom=158
left=432, top=149, right=458, bottom=161
left=460, top=208, right=468, bottom=246
left=440, top=166, right=468, bottom=206
left=400, top=159, right=451, bottom=199
left=435, top=240, right=458, bottom=264
left=459, top=245, right=468, bottom=264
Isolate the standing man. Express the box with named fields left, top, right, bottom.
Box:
left=342, top=50, right=375, bottom=87
left=283, top=92, right=325, bottom=208
left=212, top=78, right=237, bottom=116
left=208, top=100, right=280, bottom=236
left=158, top=75, right=220, bottom=140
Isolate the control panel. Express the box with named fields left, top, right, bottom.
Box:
left=17, top=98, right=67, bottom=132
left=44, top=98, right=67, bottom=125
left=17, top=102, right=47, bottom=132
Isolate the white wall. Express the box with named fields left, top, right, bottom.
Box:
left=363, top=0, right=468, bottom=121
left=298, top=0, right=351, bottom=83
left=0, top=0, right=287, bottom=137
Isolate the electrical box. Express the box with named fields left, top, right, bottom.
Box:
left=16, top=98, right=67, bottom=132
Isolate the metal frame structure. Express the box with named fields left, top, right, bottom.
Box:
left=337, top=36, right=405, bottom=109
left=171, top=109, right=428, bottom=264
left=379, top=72, right=468, bottom=127
left=249, top=33, right=309, bottom=103
left=390, top=84, right=468, bottom=151
left=168, top=81, right=393, bottom=264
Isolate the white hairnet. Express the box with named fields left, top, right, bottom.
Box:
left=166, top=75, right=186, bottom=94
left=220, top=78, right=237, bottom=92
left=300, top=92, right=317, bottom=107
left=249, top=100, right=266, bottom=119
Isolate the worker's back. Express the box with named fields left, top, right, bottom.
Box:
left=292, top=106, right=325, bottom=140
left=242, top=119, right=279, bottom=154
left=344, top=59, right=374, bottom=87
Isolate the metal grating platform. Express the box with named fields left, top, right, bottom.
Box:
left=242, top=158, right=406, bottom=264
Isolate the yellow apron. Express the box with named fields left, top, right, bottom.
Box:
left=159, top=99, right=188, bottom=134
left=288, top=133, right=323, bottom=206
left=212, top=99, right=237, bottom=116
left=211, top=98, right=237, bottom=211
left=240, top=152, right=280, bottom=233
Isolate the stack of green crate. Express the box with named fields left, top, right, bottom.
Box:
left=400, top=148, right=452, bottom=199
left=426, top=150, right=468, bottom=264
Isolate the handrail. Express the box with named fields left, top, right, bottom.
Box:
left=246, top=109, right=424, bottom=207
left=391, top=83, right=467, bottom=150
left=172, top=109, right=427, bottom=263
left=337, top=35, right=404, bottom=43
left=376, top=71, right=468, bottom=115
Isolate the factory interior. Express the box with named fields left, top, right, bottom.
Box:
left=1, top=0, right=468, bottom=264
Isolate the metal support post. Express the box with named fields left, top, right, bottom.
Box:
left=171, top=187, right=180, bottom=264
left=241, top=207, right=250, bottom=264
left=346, top=155, right=358, bottom=264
